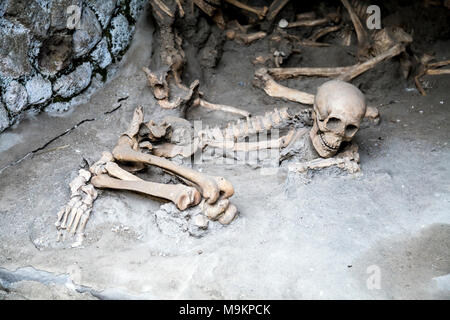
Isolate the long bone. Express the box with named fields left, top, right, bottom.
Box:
left=226, top=30, right=267, bottom=45
left=340, top=0, right=371, bottom=59
left=266, top=43, right=405, bottom=82
left=113, top=108, right=234, bottom=203
left=415, top=59, right=450, bottom=95
left=224, top=0, right=268, bottom=20
left=288, top=144, right=361, bottom=174
left=90, top=151, right=201, bottom=210
left=266, top=0, right=291, bottom=21
left=193, top=98, right=250, bottom=117
left=91, top=174, right=201, bottom=211
left=254, top=68, right=315, bottom=105
left=112, top=137, right=230, bottom=204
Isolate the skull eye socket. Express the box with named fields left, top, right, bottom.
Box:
left=345, top=124, right=359, bottom=137
left=325, top=117, right=342, bottom=131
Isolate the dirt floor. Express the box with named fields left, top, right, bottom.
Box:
left=1, top=2, right=450, bottom=299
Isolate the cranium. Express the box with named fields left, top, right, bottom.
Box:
left=310, top=80, right=366, bottom=158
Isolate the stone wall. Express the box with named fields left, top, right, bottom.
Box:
left=0, top=0, right=147, bottom=133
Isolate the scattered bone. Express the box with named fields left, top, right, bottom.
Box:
left=193, top=0, right=217, bottom=16
left=212, top=8, right=226, bottom=29
left=224, top=0, right=268, bottom=20
left=309, top=25, right=341, bottom=42
left=218, top=204, right=238, bottom=225
left=176, top=0, right=185, bottom=17
left=253, top=55, right=272, bottom=65
left=193, top=98, right=250, bottom=117
left=266, top=43, right=405, bottom=83
left=268, top=66, right=354, bottom=80
left=340, top=0, right=371, bottom=59
left=144, top=64, right=200, bottom=110
left=254, top=68, right=315, bottom=105
left=415, top=58, right=450, bottom=95
left=202, top=198, right=230, bottom=220
left=266, top=0, right=291, bottom=21
left=287, top=12, right=340, bottom=28
left=226, top=30, right=267, bottom=45
left=337, top=43, right=405, bottom=81
left=288, top=144, right=360, bottom=174
left=113, top=134, right=231, bottom=204
left=153, top=0, right=175, bottom=18
left=370, top=27, right=412, bottom=57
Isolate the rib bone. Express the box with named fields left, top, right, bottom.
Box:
left=193, top=98, right=250, bottom=117
left=254, top=68, right=315, bottom=105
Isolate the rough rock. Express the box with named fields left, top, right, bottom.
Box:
left=25, top=75, right=53, bottom=105
left=109, top=14, right=132, bottom=57
left=87, top=0, right=117, bottom=28
left=0, top=19, right=32, bottom=79
left=37, top=35, right=73, bottom=76
left=130, top=0, right=147, bottom=21
left=50, top=0, right=83, bottom=31
left=3, top=81, right=28, bottom=114
left=0, top=102, right=9, bottom=133
left=73, top=6, right=102, bottom=58
left=44, top=102, right=71, bottom=114
left=90, top=38, right=112, bottom=69
left=53, top=62, right=93, bottom=98
left=0, top=0, right=144, bottom=133
left=2, top=0, right=51, bottom=38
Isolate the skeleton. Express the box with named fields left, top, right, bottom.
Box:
left=56, top=106, right=238, bottom=247
left=150, top=79, right=367, bottom=173
left=56, top=1, right=375, bottom=246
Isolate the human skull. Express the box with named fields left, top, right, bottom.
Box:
left=310, top=80, right=366, bottom=158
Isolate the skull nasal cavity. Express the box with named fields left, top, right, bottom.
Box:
left=345, top=124, right=358, bottom=136
left=326, top=117, right=342, bottom=130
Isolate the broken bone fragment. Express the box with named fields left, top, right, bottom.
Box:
left=202, top=198, right=230, bottom=220
left=226, top=30, right=267, bottom=44
left=218, top=204, right=239, bottom=225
